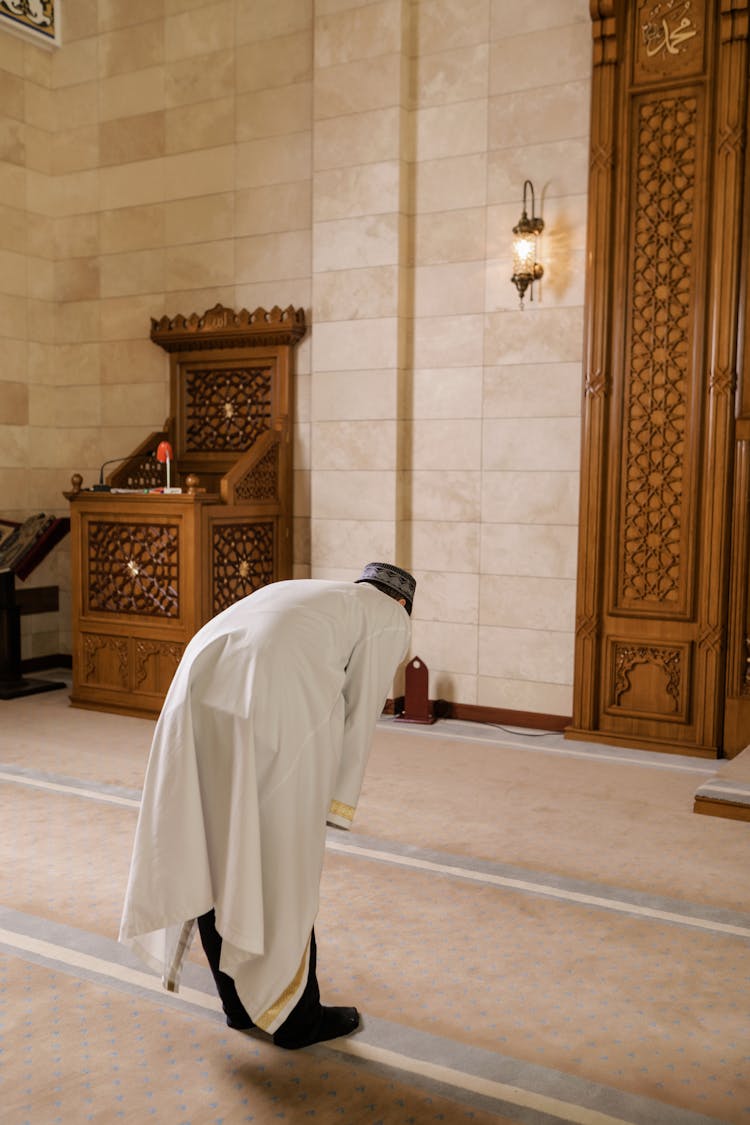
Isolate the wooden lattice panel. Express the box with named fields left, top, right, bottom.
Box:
left=235, top=445, right=279, bottom=503
left=212, top=522, right=275, bottom=614
left=87, top=521, right=180, bottom=618
left=619, top=92, right=698, bottom=608
left=184, top=366, right=271, bottom=453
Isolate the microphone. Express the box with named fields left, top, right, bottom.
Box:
left=92, top=452, right=155, bottom=491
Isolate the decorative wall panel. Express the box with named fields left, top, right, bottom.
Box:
left=212, top=521, right=275, bottom=614
left=0, top=0, right=59, bottom=47
left=571, top=1, right=749, bottom=757
left=184, top=366, right=271, bottom=453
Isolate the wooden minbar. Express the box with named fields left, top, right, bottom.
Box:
left=66, top=305, right=306, bottom=718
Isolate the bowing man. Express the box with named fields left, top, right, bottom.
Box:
left=119, top=562, right=415, bottom=1049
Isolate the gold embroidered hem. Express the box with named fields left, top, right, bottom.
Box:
left=255, top=939, right=310, bottom=1031
left=328, top=798, right=355, bottom=823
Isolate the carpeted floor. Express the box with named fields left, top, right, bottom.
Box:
left=1, top=677, right=749, bottom=1124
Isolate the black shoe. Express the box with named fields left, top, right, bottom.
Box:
left=273, top=1005, right=360, bottom=1050
left=226, top=1014, right=255, bottom=1031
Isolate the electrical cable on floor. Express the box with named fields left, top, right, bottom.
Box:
left=490, top=725, right=560, bottom=738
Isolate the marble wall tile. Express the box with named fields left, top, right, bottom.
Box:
left=487, top=138, right=589, bottom=205
left=100, top=158, right=165, bottom=211
left=483, top=363, right=581, bottom=418
left=415, top=43, right=489, bottom=106
left=54, top=214, right=98, bottom=260
left=29, top=383, right=100, bottom=427
left=314, top=53, right=401, bottom=120
left=55, top=258, right=100, bottom=302
left=415, top=0, right=490, bottom=55
left=484, top=307, right=584, bottom=366
left=311, top=369, right=397, bottom=421
left=489, top=79, right=589, bottom=151
left=312, top=419, right=397, bottom=470
left=415, top=153, right=487, bottom=213
left=99, top=67, right=166, bottom=122
left=98, top=23, right=164, bottom=80
left=315, top=1, right=403, bottom=68
left=482, top=417, right=581, bottom=472
left=100, top=0, right=166, bottom=32
left=410, top=569, right=479, bottom=624
left=313, top=162, right=400, bottom=222
left=99, top=111, right=166, bottom=166
left=164, top=193, right=233, bottom=245
left=311, top=469, right=396, bottom=519
left=235, top=230, right=312, bottom=284
left=0, top=202, right=26, bottom=254
left=32, top=341, right=99, bottom=387
left=313, top=213, right=399, bottom=272
left=313, top=107, right=401, bottom=172
left=165, top=50, right=234, bottom=108
left=0, top=336, right=26, bottom=381
left=409, top=618, right=478, bottom=675
left=0, top=422, right=27, bottom=466
left=236, top=84, right=311, bottom=142
left=27, top=425, right=101, bottom=469
left=414, top=207, right=486, bottom=266
left=163, top=145, right=234, bottom=200
left=414, top=260, right=485, bottom=317
left=411, top=519, right=480, bottom=572
left=481, top=470, right=579, bottom=525
left=0, top=380, right=27, bottom=425
left=159, top=285, right=235, bottom=318
left=0, top=72, right=24, bottom=122
left=101, top=381, right=169, bottom=426
left=479, top=623, right=574, bottom=685
left=313, top=317, right=399, bottom=371
left=236, top=33, right=313, bottom=94
left=235, top=182, right=311, bottom=237
left=489, top=0, right=589, bottom=38
left=236, top=133, right=312, bottom=189
left=166, top=239, right=234, bottom=290
left=410, top=419, right=481, bottom=470
left=0, top=247, right=27, bottom=297
left=314, top=265, right=399, bottom=322
left=406, top=470, right=481, bottom=522
left=52, top=38, right=99, bottom=89
left=99, top=295, right=156, bottom=340
left=490, top=24, right=590, bottom=96
left=480, top=573, right=575, bottom=630
left=416, top=99, right=487, bottom=162
left=477, top=674, right=573, bottom=715
left=235, top=278, right=312, bottom=315
left=100, top=204, right=165, bottom=254
left=412, top=314, right=484, bottom=368
left=99, top=338, right=167, bottom=385
left=481, top=522, right=578, bottom=578
left=165, top=95, right=235, bottom=154
left=0, top=117, right=25, bottom=166
left=56, top=301, right=100, bottom=343
left=311, top=518, right=396, bottom=568
left=0, top=292, right=27, bottom=332
left=409, top=367, right=483, bottom=419
left=236, top=0, right=312, bottom=43
left=0, top=162, right=26, bottom=211
left=164, top=1, right=233, bottom=61
left=99, top=249, right=166, bottom=299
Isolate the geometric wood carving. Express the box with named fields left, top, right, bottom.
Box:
left=82, top=633, right=128, bottom=688
left=135, top=639, right=184, bottom=691
left=87, top=522, right=180, bottom=617
left=235, top=443, right=279, bottom=503
left=610, top=641, right=685, bottom=718
left=184, top=366, right=271, bottom=453
left=212, top=521, right=275, bottom=614
left=619, top=93, right=699, bottom=609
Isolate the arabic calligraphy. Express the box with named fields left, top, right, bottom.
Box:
left=642, top=0, right=698, bottom=58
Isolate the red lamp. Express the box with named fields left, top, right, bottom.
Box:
left=156, top=441, right=174, bottom=491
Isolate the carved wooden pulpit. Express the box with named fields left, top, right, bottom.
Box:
left=65, top=305, right=306, bottom=718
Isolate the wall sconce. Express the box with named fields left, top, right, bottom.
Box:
left=511, top=180, right=544, bottom=308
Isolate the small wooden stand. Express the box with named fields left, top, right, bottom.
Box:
left=395, top=656, right=437, bottom=724
left=0, top=515, right=70, bottom=700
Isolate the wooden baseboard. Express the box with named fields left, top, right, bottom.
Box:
left=385, top=697, right=570, bottom=732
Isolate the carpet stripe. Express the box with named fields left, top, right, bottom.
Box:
left=4, top=767, right=749, bottom=941
left=0, top=916, right=723, bottom=1125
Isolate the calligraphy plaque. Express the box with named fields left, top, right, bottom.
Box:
left=634, top=0, right=707, bottom=83
left=0, top=0, right=59, bottom=47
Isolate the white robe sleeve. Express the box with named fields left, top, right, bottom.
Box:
left=327, top=609, right=410, bottom=830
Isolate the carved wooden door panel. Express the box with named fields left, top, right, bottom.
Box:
left=570, top=1, right=749, bottom=756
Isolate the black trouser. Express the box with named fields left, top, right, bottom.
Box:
left=197, top=910, right=322, bottom=1036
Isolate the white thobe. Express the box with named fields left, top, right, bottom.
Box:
left=119, top=579, right=410, bottom=1032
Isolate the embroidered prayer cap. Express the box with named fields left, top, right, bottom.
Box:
left=356, top=562, right=416, bottom=613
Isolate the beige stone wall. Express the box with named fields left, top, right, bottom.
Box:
left=0, top=0, right=590, bottom=715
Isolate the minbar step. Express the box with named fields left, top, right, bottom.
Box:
left=693, top=745, right=750, bottom=821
